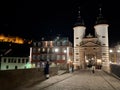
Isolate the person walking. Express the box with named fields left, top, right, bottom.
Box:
left=44, top=61, right=50, bottom=79
left=92, top=65, right=95, bottom=73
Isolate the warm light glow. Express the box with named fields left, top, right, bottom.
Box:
left=109, top=49, right=113, bottom=53
left=117, top=50, right=120, bottom=53
left=86, top=60, right=88, bottom=63
left=97, top=59, right=101, bottom=64
left=64, top=50, right=67, bottom=53
left=55, top=48, right=59, bottom=52
left=0, top=34, right=32, bottom=44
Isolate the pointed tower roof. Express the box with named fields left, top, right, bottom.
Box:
left=95, top=8, right=108, bottom=25
left=74, top=7, right=85, bottom=27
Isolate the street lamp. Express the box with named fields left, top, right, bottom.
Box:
left=55, top=48, right=59, bottom=52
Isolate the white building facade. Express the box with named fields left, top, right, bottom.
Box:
left=0, top=57, right=31, bottom=70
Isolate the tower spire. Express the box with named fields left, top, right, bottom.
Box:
left=99, top=7, right=102, bottom=18
left=73, top=6, right=85, bottom=27
left=95, top=7, right=107, bottom=25
left=78, top=6, right=81, bottom=19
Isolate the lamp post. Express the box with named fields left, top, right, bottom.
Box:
left=109, top=49, right=113, bottom=63
left=117, top=49, right=120, bottom=64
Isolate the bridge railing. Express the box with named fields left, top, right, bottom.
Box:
left=0, top=67, right=58, bottom=90
left=110, top=64, right=120, bottom=79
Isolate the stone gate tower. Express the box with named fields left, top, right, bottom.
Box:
left=73, top=8, right=110, bottom=73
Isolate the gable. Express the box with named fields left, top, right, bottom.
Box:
left=80, top=41, right=101, bottom=47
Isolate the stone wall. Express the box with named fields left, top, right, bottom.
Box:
left=110, top=64, right=120, bottom=79
left=0, top=67, right=58, bottom=90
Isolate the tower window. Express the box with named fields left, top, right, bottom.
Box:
left=76, top=37, right=79, bottom=39
left=76, top=44, right=79, bottom=46
left=102, top=53, right=106, bottom=55
left=76, top=59, right=79, bottom=61
left=102, top=36, right=105, bottom=38
left=103, top=44, right=106, bottom=46
left=76, top=53, right=79, bottom=55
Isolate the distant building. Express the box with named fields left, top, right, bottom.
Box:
left=30, top=36, right=73, bottom=69
left=0, top=42, right=31, bottom=70
left=0, top=57, right=30, bottom=70
left=109, top=44, right=120, bottom=64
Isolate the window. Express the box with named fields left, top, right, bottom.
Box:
left=4, top=58, right=7, bottom=63
left=15, top=66, right=18, bottom=69
left=6, top=65, right=9, bottom=69
left=18, top=59, right=21, bottom=63
left=33, top=48, right=36, bottom=53
left=102, top=36, right=105, bottom=38
left=76, top=59, right=79, bottom=61
left=76, top=53, right=79, bottom=55
left=32, top=55, right=36, bottom=60
left=22, top=59, right=25, bottom=63
left=37, top=55, right=40, bottom=60
left=62, top=55, right=65, bottom=60
left=76, top=37, right=79, bottom=39
left=38, top=42, right=41, bottom=47
left=76, top=44, right=79, bottom=46
left=38, top=48, right=41, bottom=52
left=26, top=59, right=29, bottom=63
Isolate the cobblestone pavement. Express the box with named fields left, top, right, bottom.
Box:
left=16, top=70, right=120, bottom=90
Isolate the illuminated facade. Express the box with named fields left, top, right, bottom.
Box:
left=0, top=57, right=31, bottom=70
left=30, top=36, right=73, bottom=69
left=73, top=8, right=110, bottom=72
left=0, top=34, right=32, bottom=44
left=0, top=42, right=31, bottom=70
left=109, top=44, right=120, bottom=64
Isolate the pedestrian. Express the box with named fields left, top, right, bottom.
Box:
left=72, top=64, right=74, bottom=72
left=92, top=65, right=95, bottom=73
left=44, top=61, right=50, bottom=79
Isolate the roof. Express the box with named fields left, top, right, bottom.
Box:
left=73, top=9, right=85, bottom=27
left=95, top=8, right=108, bottom=25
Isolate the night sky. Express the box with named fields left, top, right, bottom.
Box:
left=0, top=0, right=120, bottom=47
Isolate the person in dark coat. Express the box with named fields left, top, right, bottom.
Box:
left=44, top=61, right=49, bottom=79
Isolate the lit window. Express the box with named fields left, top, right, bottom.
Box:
left=22, top=59, right=25, bottom=63
left=42, top=48, right=45, bottom=52
left=33, top=48, right=36, bottom=53
left=18, top=59, right=21, bottom=63
left=26, top=59, right=29, bottom=63
left=38, top=48, right=40, bottom=52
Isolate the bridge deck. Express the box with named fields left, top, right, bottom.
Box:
left=16, top=70, right=120, bottom=90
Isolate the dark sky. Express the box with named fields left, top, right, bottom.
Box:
left=0, top=0, right=120, bottom=46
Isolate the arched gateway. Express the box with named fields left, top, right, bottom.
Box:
left=79, top=34, right=102, bottom=69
